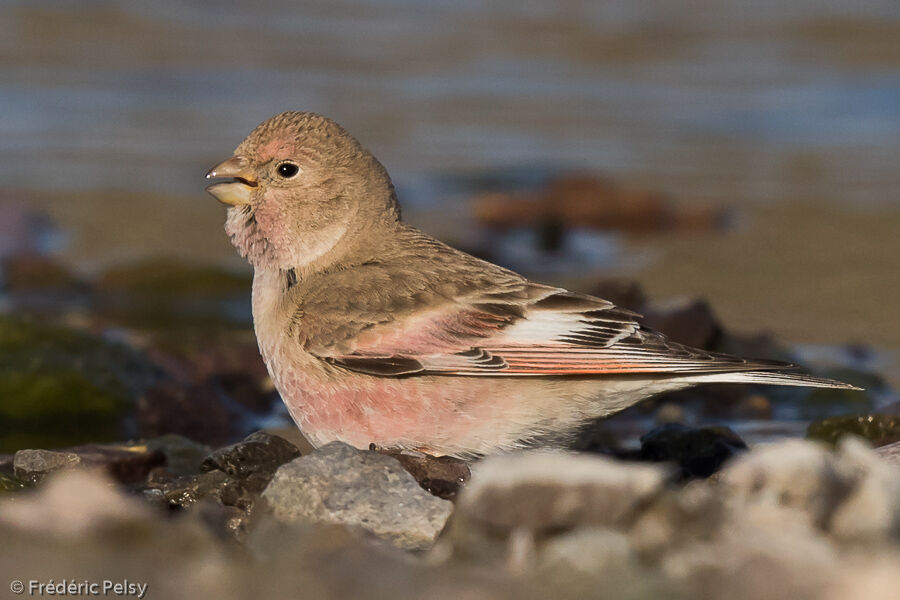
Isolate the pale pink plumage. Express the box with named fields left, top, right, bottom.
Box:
left=207, top=111, right=860, bottom=457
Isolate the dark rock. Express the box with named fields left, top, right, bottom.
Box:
left=639, top=423, right=748, bottom=479
left=202, top=431, right=301, bottom=480
left=260, top=442, right=453, bottom=550
left=372, top=446, right=471, bottom=501
left=143, top=470, right=230, bottom=510
left=806, top=414, right=900, bottom=448
left=13, top=449, right=82, bottom=485
left=141, top=432, right=302, bottom=538
left=202, top=432, right=302, bottom=514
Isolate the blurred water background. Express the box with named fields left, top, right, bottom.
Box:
left=1, top=0, right=898, bottom=370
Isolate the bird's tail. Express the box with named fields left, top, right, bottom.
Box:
left=682, top=370, right=862, bottom=390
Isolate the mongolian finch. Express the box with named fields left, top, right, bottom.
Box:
left=206, top=111, right=856, bottom=457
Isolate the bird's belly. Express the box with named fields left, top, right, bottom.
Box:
left=266, top=354, right=663, bottom=455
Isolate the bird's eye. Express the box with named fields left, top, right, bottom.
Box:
left=276, top=162, right=300, bottom=178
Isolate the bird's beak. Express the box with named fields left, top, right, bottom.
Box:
left=205, top=156, right=258, bottom=206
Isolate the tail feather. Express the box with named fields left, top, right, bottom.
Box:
left=682, top=370, right=862, bottom=390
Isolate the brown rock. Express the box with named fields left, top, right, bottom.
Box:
left=373, top=447, right=471, bottom=501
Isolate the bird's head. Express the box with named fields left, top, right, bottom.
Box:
left=206, top=111, right=399, bottom=271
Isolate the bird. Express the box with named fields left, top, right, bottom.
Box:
left=206, top=111, right=858, bottom=457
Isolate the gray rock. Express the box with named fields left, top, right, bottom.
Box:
left=438, top=451, right=667, bottom=564
left=260, top=442, right=453, bottom=551
left=874, top=440, right=900, bottom=465
left=14, top=449, right=82, bottom=484
left=720, top=438, right=900, bottom=543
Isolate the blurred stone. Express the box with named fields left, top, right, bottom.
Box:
left=260, top=442, right=453, bottom=551
left=373, top=447, right=471, bottom=501
left=642, top=298, right=722, bottom=350
left=439, top=451, right=667, bottom=564
left=721, top=438, right=900, bottom=543
left=13, top=449, right=82, bottom=485
left=807, top=414, right=900, bottom=448
left=628, top=480, right=726, bottom=556
left=874, top=440, right=900, bottom=465
left=0, top=469, right=154, bottom=537
left=639, top=423, right=748, bottom=479
left=828, top=438, right=900, bottom=543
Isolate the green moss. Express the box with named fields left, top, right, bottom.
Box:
left=806, top=414, right=900, bottom=448
left=0, top=315, right=162, bottom=452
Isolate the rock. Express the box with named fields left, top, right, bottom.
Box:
left=202, top=432, right=302, bottom=513
left=0, top=315, right=163, bottom=452
left=260, top=442, right=453, bottom=551
left=0, top=469, right=155, bottom=537
left=439, top=451, right=667, bottom=565
left=143, top=470, right=230, bottom=510
left=807, top=414, right=900, bottom=448
left=875, top=440, right=900, bottom=465
left=720, top=438, right=900, bottom=542
left=639, top=423, right=748, bottom=479
left=827, top=437, right=900, bottom=542
left=373, top=447, right=471, bottom=500
left=642, top=298, right=722, bottom=350
left=13, top=449, right=82, bottom=485
left=14, top=443, right=166, bottom=486
left=202, top=431, right=301, bottom=480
